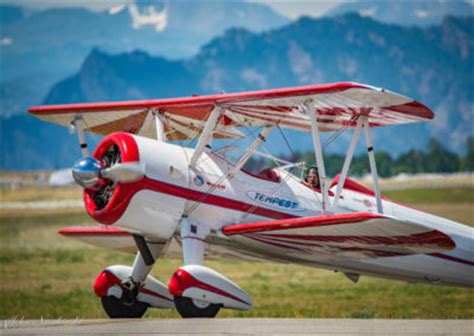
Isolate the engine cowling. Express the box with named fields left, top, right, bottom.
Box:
left=84, top=132, right=189, bottom=240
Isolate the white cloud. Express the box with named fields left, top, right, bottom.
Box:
left=415, top=10, right=429, bottom=18
left=1, top=37, right=13, bottom=46
left=241, top=68, right=267, bottom=88
left=109, top=4, right=126, bottom=15
left=1, top=0, right=352, bottom=20
left=247, top=0, right=346, bottom=19
left=359, top=7, right=376, bottom=17
left=128, top=3, right=168, bottom=32
left=1, top=1, right=168, bottom=32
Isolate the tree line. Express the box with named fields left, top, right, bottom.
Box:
left=247, top=136, right=474, bottom=178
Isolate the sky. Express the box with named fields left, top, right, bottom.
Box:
left=0, top=0, right=343, bottom=19
left=249, top=1, right=344, bottom=19
left=3, top=0, right=474, bottom=19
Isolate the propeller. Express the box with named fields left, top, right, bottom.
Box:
left=101, top=162, right=145, bottom=182
left=71, top=143, right=144, bottom=210
left=72, top=157, right=145, bottom=188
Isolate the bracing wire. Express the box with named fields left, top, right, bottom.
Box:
left=183, top=125, right=268, bottom=217
left=184, top=108, right=283, bottom=218
left=180, top=102, right=359, bottom=219
left=277, top=124, right=296, bottom=159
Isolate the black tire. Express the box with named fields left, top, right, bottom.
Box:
left=174, top=296, right=221, bottom=318
left=101, top=296, right=148, bottom=318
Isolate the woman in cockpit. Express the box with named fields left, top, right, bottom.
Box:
left=304, top=166, right=321, bottom=189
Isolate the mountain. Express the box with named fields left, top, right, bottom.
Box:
left=1, top=115, right=91, bottom=171
left=44, top=48, right=199, bottom=104
left=4, top=14, right=473, bottom=170
left=0, top=1, right=288, bottom=118
left=1, top=1, right=288, bottom=81
left=328, top=0, right=473, bottom=26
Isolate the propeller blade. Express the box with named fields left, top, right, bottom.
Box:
left=100, top=162, right=145, bottom=183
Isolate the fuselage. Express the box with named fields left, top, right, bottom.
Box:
left=89, top=134, right=474, bottom=288
left=186, top=146, right=473, bottom=287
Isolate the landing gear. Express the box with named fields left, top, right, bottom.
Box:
left=174, top=296, right=221, bottom=318
left=174, top=217, right=221, bottom=318
left=99, top=269, right=150, bottom=319
left=101, top=295, right=148, bottom=318
left=95, top=238, right=169, bottom=319
left=169, top=218, right=251, bottom=318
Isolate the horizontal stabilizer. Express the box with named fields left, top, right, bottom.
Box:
left=221, top=212, right=455, bottom=259
left=59, top=226, right=136, bottom=253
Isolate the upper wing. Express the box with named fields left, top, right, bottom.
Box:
left=221, top=212, right=454, bottom=260
left=29, top=82, right=434, bottom=141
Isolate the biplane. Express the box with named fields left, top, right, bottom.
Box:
left=29, top=82, right=473, bottom=318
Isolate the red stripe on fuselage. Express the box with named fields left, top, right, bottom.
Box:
left=138, top=177, right=298, bottom=221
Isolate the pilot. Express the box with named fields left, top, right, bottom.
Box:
left=304, top=166, right=321, bottom=189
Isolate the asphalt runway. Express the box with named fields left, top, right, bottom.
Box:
left=1, top=318, right=472, bottom=336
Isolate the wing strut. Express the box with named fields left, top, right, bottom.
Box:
left=151, top=109, right=166, bottom=142
left=189, top=105, right=222, bottom=169
left=363, top=117, right=383, bottom=213
left=71, top=116, right=89, bottom=157
left=306, top=99, right=329, bottom=213
left=331, top=117, right=363, bottom=210
left=228, top=126, right=272, bottom=177
left=330, top=116, right=383, bottom=214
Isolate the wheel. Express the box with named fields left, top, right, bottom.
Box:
left=174, top=296, right=221, bottom=318
left=101, top=295, right=148, bottom=318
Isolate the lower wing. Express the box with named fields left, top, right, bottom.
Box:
left=221, top=212, right=455, bottom=260
left=59, top=227, right=138, bottom=253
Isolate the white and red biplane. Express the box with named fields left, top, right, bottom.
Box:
left=29, top=82, right=473, bottom=318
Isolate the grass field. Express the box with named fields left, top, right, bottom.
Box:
left=384, top=187, right=474, bottom=204
left=0, top=186, right=472, bottom=319
left=1, top=185, right=81, bottom=202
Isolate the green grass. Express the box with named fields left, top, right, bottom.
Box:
left=0, top=247, right=472, bottom=319
left=384, top=187, right=473, bottom=204
left=0, top=212, right=94, bottom=248
left=1, top=185, right=82, bottom=202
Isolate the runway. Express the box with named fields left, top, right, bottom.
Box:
left=1, top=318, right=472, bottom=335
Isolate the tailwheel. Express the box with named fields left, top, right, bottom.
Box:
left=101, top=296, right=148, bottom=318
left=174, top=296, right=221, bottom=318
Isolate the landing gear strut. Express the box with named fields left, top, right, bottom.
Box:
left=99, top=237, right=166, bottom=318
left=171, top=217, right=228, bottom=318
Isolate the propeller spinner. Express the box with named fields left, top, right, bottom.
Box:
left=72, top=157, right=102, bottom=188
left=72, top=156, right=145, bottom=188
